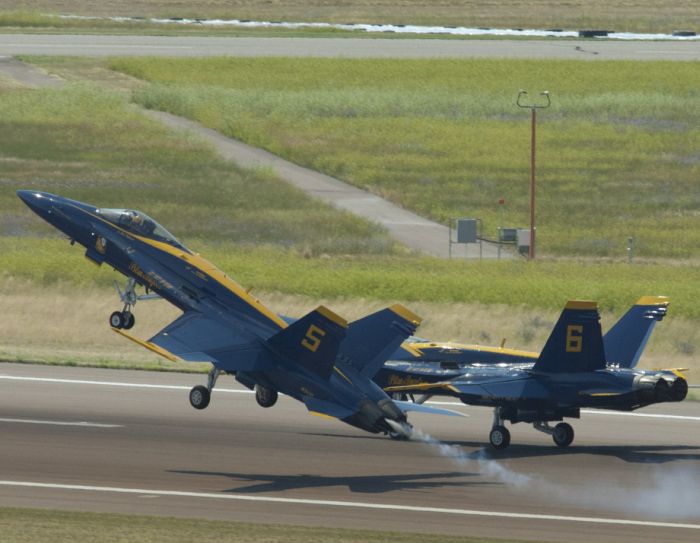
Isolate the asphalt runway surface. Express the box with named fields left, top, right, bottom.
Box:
left=1, top=362, right=699, bottom=542
left=0, top=34, right=699, bottom=60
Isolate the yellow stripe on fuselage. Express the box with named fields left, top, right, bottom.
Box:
left=72, top=204, right=289, bottom=330
left=405, top=342, right=538, bottom=359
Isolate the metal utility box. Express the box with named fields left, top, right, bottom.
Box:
left=456, top=219, right=478, bottom=244
left=499, top=228, right=518, bottom=243
left=516, top=229, right=531, bottom=255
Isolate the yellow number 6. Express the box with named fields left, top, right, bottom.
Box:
left=566, top=325, right=583, bottom=353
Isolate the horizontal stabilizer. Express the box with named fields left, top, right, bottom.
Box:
left=304, top=397, right=356, bottom=421
left=534, top=301, right=605, bottom=373
left=340, top=305, right=422, bottom=379
left=603, top=296, right=669, bottom=368
left=267, top=305, right=348, bottom=380
left=393, top=400, right=466, bottom=417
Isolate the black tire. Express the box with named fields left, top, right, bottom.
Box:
left=109, top=311, right=124, bottom=329
left=122, top=311, right=135, bottom=330
left=489, top=425, right=511, bottom=449
left=553, top=422, right=574, bottom=448
left=189, top=385, right=210, bottom=410
left=255, top=385, right=278, bottom=408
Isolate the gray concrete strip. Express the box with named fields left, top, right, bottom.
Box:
left=0, top=55, right=62, bottom=87
left=0, top=34, right=699, bottom=60
left=140, top=108, right=502, bottom=258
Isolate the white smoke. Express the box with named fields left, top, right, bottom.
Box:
left=407, top=425, right=531, bottom=488
left=405, top=423, right=700, bottom=519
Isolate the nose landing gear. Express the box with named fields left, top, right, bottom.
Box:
left=108, top=277, right=159, bottom=330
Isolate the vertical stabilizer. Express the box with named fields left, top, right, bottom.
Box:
left=267, top=305, right=348, bottom=380
left=534, top=301, right=605, bottom=373
left=340, top=304, right=422, bottom=379
left=603, top=296, right=668, bottom=368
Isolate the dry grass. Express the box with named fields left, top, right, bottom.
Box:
left=4, top=1, right=699, bottom=32
left=2, top=278, right=697, bottom=377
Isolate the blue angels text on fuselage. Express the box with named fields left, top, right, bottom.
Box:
left=18, top=190, right=461, bottom=438
left=379, top=299, right=686, bottom=449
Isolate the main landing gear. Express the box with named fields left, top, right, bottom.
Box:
left=190, top=367, right=220, bottom=410
left=108, top=277, right=159, bottom=330
left=533, top=421, right=575, bottom=448
left=255, top=385, right=278, bottom=408
left=487, top=407, right=576, bottom=450
left=489, top=408, right=511, bottom=450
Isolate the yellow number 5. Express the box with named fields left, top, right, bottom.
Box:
left=566, top=325, right=583, bottom=353
left=301, top=324, right=326, bottom=352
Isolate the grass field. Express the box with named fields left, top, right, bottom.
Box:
left=111, top=57, right=700, bottom=259
left=1, top=59, right=697, bottom=380
left=2, top=1, right=700, bottom=33
left=0, top=82, right=395, bottom=256
left=0, top=507, right=523, bottom=543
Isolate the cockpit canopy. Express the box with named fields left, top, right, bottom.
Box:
left=97, top=208, right=190, bottom=252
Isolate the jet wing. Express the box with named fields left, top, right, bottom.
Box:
left=116, top=311, right=274, bottom=372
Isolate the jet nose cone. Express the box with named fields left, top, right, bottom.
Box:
left=17, top=190, right=51, bottom=212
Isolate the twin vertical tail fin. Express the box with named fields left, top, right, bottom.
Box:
left=533, top=301, right=605, bottom=373
left=267, top=305, right=348, bottom=380
left=603, top=296, right=668, bottom=368
left=339, top=304, right=422, bottom=379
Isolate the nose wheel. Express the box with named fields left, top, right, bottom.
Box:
left=109, top=277, right=159, bottom=330
left=110, top=310, right=135, bottom=330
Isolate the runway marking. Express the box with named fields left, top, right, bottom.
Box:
left=0, top=417, right=121, bottom=428
left=2, top=375, right=697, bottom=420
left=0, top=480, right=699, bottom=530
left=580, top=409, right=700, bottom=421
left=0, top=374, right=250, bottom=393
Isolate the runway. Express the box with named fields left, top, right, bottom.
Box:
left=1, top=363, right=699, bottom=542
left=0, top=34, right=699, bottom=60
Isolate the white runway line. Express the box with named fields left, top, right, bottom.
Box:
left=0, top=480, right=698, bottom=530
left=0, top=374, right=250, bottom=393
left=0, top=417, right=121, bottom=428
left=2, top=374, right=697, bottom=420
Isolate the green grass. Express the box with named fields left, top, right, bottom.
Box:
left=4, top=237, right=699, bottom=320
left=0, top=83, right=395, bottom=256
left=0, top=507, right=522, bottom=543
left=110, top=57, right=700, bottom=259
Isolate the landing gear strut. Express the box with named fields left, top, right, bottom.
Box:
left=533, top=421, right=575, bottom=448
left=489, top=407, right=511, bottom=449
left=189, top=367, right=220, bottom=410
left=108, top=277, right=159, bottom=329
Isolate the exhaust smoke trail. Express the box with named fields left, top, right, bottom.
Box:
left=405, top=424, right=531, bottom=488
left=404, top=423, right=700, bottom=519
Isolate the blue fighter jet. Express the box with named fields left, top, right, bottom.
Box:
left=378, top=301, right=688, bottom=449
left=390, top=296, right=669, bottom=369
left=17, top=190, right=459, bottom=437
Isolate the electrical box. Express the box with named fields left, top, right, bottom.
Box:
left=499, top=228, right=518, bottom=243
left=456, top=219, right=478, bottom=244
left=516, top=229, right=531, bottom=255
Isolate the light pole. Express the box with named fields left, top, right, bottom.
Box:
left=517, top=90, right=550, bottom=260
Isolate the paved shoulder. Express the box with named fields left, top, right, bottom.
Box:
left=142, top=109, right=501, bottom=258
